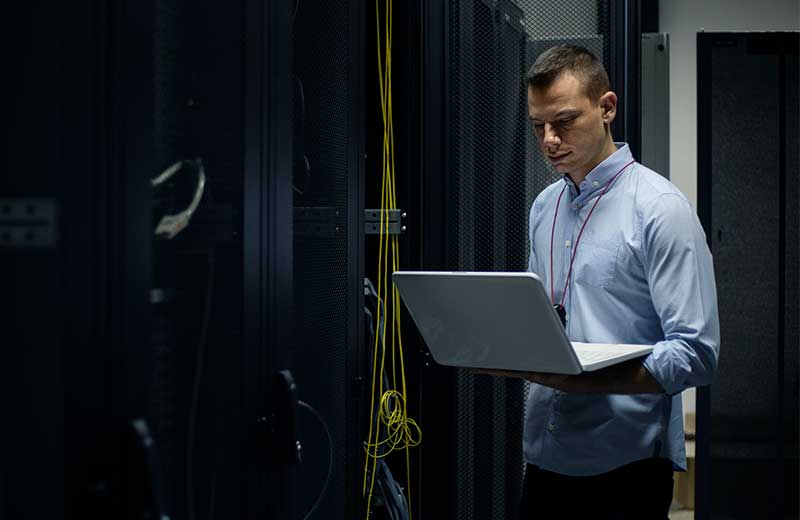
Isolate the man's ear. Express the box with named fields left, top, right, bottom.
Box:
left=599, top=91, right=618, bottom=124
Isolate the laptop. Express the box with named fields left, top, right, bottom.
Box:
left=392, top=271, right=653, bottom=375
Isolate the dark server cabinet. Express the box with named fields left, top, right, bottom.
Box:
left=445, top=2, right=530, bottom=519
left=2, top=2, right=293, bottom=519
left=447, top=0, right=529, bottom=273
left=149, top=1, right=294, bottom=519
left=3, top=2, right=155, bottom=518
left=416, top=1, right=641, bottom=518
left=697, top=32, right=799, bottom=520
left=290, top=1, right=365, bottom=518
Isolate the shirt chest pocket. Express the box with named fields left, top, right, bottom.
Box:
left=573, top=236, right=620, bottom=288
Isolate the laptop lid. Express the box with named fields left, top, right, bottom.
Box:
left=392, top=271, right=584, bottom=375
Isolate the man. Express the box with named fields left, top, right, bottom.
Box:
left=498, top=45, right=720, bottom=519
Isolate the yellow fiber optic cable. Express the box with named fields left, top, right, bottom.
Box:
left=362, top=0, right=391, bottom=504
left=362, top=0, right=422, bottom=518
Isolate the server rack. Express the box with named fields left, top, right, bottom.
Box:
left=290, top=1, right=366, bottom=518
left=2, top=2, right=156, bottom=517
left=414, top=1, right=642, bottom=518
left=697, top=31, right=799, bottom=520
left=3, top=2, right=294, bottom=518
left=144, top=1, right=295, bottom=517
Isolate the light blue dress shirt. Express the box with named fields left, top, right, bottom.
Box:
left=524, top=143, right=720, bottom=476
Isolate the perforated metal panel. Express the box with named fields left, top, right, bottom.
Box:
left=149, top=2, right=249, bottom=518
left=291, top=1, right=362, bottom=518
left=699, top=32, right=799, bottom=520
left=445, top=2, right=612, bottom=518
left=783, top=46, right=799, bottom=515
left=710, top=40, right=782, bottom=439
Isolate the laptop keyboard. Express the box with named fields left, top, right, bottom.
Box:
left=572, top=342, right=649, bottom=365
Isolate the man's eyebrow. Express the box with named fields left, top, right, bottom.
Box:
left=529, top=109, right=582, bottom=122
left=554, top=109, right=581, bottom=118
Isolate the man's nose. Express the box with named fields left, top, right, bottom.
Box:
left=543, top=124, right=560, bottom=148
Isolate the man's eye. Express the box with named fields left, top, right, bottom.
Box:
left=559, top=118, right=576, bottom=126
left=533, top=123, right=544, bottom=130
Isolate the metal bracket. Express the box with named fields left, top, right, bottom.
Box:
left=365, top=209, right=405, bottom=235
left=294, top=207, right=345, bottom=237
left=0, top=198, right=58, bottom=248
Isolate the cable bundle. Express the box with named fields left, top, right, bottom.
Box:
left=362, top=0, right=421, bottom=518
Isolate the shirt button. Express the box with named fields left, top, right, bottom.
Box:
left=571, top=204, right=578, bottom=210
left=565, top=240, right=571, bottom=248
left=592, top=180, right=600, bottom=187
left=547, top=423, right=556, bottom=432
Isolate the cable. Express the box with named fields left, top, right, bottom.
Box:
left=291, top=0, right=300, bottom=25
left=186, top=250, right=215, bottom=520
left=363, top=0, right=393, bottom=503
left=292, top=75, right=312, bottom=196
left=367, top=391, right=420, bottom=458
left=152, top=158, right=206, bottom=239
left=363, top=1, right=420, bottom=518
left=297, top=400, right=333, bottom=520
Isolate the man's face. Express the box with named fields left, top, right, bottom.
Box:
left=527, top=73, right=616, bottom=181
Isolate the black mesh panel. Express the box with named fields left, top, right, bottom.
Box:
left=710, top=43, right=781, bottom=440
left=446, top=1, right=610, bottom=518
left=150, top=3, right=246, bottom=518
left=783, top=46, right=799, bottom=515
left=700, top=33, right=799, bottom=519
left=292, top=1, right=354, bottom=517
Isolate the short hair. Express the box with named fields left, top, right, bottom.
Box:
left=525, top=45, right=610, bottom=102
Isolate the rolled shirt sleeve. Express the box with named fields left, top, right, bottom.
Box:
left=640, top=193, right=721, bottom=395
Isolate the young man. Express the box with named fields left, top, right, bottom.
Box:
left=500, top=45, right=720, bottom=519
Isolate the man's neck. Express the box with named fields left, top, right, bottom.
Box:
left=568, top=140, right=619, bottom=189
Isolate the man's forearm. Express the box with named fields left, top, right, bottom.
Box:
left=531, top=359, right=664, bottom=394
left=478, top=359, right=664, bottom=394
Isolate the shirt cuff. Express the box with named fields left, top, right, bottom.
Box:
left=641, top=343, right=692, bottom=396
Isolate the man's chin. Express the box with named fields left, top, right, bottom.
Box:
left=546, top=152, right=573, bottom=171
left=552, top=163, right=571, bottom=174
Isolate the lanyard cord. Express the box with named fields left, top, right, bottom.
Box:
left=549, top=159, right=636, bottom=306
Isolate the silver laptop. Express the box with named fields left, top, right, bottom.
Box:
left=392, top=271, right=653, bottom=375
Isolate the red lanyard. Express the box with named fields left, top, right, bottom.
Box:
left=549, top=159, right=635, bottom=306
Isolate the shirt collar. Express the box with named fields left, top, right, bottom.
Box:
left=562, top=143, right=634, bottom=204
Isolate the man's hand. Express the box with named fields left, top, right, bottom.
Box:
left=473, top=360, right=664, bottom=394
left=473, top=368, right=571, bottom=390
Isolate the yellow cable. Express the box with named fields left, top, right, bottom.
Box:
left=364, top=1, right=390, bottom=504
left=364, top=0, right=420, bottom=518
left=361, top=108, right=387, bottom=495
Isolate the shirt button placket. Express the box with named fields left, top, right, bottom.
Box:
left=547, top=391, right=560, bottom=433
